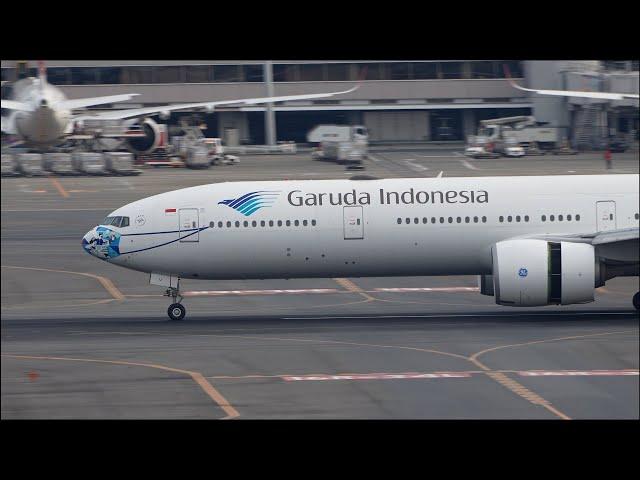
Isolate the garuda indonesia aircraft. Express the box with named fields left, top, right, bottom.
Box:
left=0, top=61, right=358, bottom=150
left=82, top=174, right=640, bottom=320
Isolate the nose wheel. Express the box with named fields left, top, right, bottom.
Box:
left=168, top=303, right=186, bottom=321
left=634, top=291, right=639, bottom=311
left=165, top=281, right=186, bottom=321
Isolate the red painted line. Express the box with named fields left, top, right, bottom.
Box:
left=375, top=287, right=479, bottom=293
left=519, top=370, right=639, bottom=377
left=183, top=288, right=340, bottom=297
left=283, top=372, right=472, bottom=381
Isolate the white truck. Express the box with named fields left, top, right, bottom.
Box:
left=307, top=125, right=368, bottom=167
left=479, top=116, right=561, bottom=150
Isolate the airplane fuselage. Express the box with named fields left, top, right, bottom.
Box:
left=4, top=78, right=70, bottom=146
left=83, top=175, right=640, bottom=281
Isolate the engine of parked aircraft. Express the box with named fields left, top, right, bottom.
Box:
left=124, top=118, right=164, bottom=154
left=491, top=239, right=596, bottom=306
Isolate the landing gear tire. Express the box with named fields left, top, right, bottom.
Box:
left=633, top=292, right=639, bottom=311
left=168, top=303, right=186, bottom=321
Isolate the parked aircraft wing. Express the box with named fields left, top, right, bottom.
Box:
left=503, top=65, right=639, bottom=100
left=73, top=85, right=360, bottom=121
left=54, top=94, right=140, bottom=111
left=1, top=100, right=34, bottom=111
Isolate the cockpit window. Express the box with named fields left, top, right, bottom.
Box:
left=102, top=216, right=129, bottom=227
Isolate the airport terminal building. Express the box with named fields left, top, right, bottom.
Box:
left=1, top=60, right=638, bottom=146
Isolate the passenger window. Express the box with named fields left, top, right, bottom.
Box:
left=294, top=220, right=299, bottom=226
left=311, top=220, right=317, bottom=226
left=269, top=220, right=274, bottom=227
left=209, top=221, right=214, bottom=228
left=558, top=215, right=563, bottom=222
left=567, top=215, right=572, bottom=221
left=456, top=217, right=461, bottom=223
left=482, top=216, right=487, bottom=223
left=499, top=216, right=504, bottom=223
left=235, top=221, right=241, bottom=228
left=473, top=216, right=478, bottom=223
left=524, top=215, right=529, bottom=222
left=465, top=217, right=470, bottom=223
left=397, top=218, right=402, bottom=224
left=303, top=220, right=308, bottom=226
left=277, top=220, right=283, bottom=227
left=542, top=215, right=546, bottom=222
left=243, top=221, right=249, bottom=227
left=550, top=215, right=555, bottom=222
left=431, top=217, right=436, bottom=224
left=227, top=221, right=232, bottom=227
left=252, top=221, right=257, bottom=227
left=635, top=213, right=639, bottom=220
left=405, top=218, right=411, bottom=224
left=414, top=218, right=419, bottom=224
left=440, top=217, right=445, bottom=223
left=576, top=214, right=580, bottom=221
left=609, top=214, right=613, bottom=220
left=516, top=216, right=521, bottom=222
left=507, top=216, right=512, bottom=223
left=422, top=217, right=428, bottom=224
left=218, top=221, right=223, bottom=228
left=261, top=220, right=266, bottom=227
left=448, top=217, right=453, bottom=224
left=357, top=219, right=361, bottom=225
left=286, top=220, right=291, bottom=227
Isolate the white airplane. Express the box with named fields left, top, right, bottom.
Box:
left=1, top=61, right=359, bottom=150
left=82, top=174, right=640, bottom=320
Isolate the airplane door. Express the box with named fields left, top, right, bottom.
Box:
left=179, top=208, right=199, bottom=242
left=596, top=201, right=616, bottom=232
left=343, top=206, right=364, bottom=240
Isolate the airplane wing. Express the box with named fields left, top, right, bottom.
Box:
left=508, top=81, right=639, bottom=100
left=1, top=100, right=34, bottom=111
left=503, top=64, right=639, bottom=100
left=524, top=227, right=639, bottom=264
left=53, top=94, right=140, bottom=111
left=72, top=85, right=360, bottom=122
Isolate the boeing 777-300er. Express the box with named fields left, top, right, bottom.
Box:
left=1, top=61, right=358, bottom=150
left=82, top=174, right=640, bottom=320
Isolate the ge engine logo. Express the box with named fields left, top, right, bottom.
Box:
left=518, top=268, right=528, bottom=278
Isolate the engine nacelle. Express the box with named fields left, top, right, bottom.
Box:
left=125, top=118, right=164, bottom=154
left=492, top=239, right=595, bottom=307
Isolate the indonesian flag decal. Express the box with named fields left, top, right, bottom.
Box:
left=165, top=208, right=177, bottom=215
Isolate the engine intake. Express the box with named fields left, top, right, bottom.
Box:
left=125, top=118, right=164, bottom=154
left=492, top=239, right=595, bottom=307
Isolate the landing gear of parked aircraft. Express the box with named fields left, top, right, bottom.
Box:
left=634, top=291, right=639, bottom=311
left=165, top=280, right=186, bottom=320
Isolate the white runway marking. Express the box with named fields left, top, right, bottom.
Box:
left=376, top=287, right=478, bottom=293
left=404, top=160, right=429, bottom=172
left=519, top=370, right=638, bottom=377
left=454, top=152, right=481, bottom=171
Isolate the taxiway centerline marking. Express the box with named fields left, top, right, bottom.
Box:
left=48, top=177, right=70, bottom=198
left=0, top=265, right=125, bottom=301
left=333, top=278, right=377, bottom=301
left=1, top=353, right=239, bottom=420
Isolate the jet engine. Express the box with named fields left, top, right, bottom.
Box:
left=491, top=239, right=596, bottom=307
left=124, top=118, right=164, bottom=154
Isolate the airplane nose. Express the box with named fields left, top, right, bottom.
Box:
left=82, top=228, right=97, bottom=257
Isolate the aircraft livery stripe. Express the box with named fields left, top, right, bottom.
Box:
left=123, top=227, right=209, bottom=254
left=121, top=227, right=201, bottom=236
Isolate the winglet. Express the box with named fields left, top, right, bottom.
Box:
left=503, top=63, right=531, bottom=93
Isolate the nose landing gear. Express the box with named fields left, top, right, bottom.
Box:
left=634, top=291, right=639, bottom=311
left=165, top=281, right=186, bottom=321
